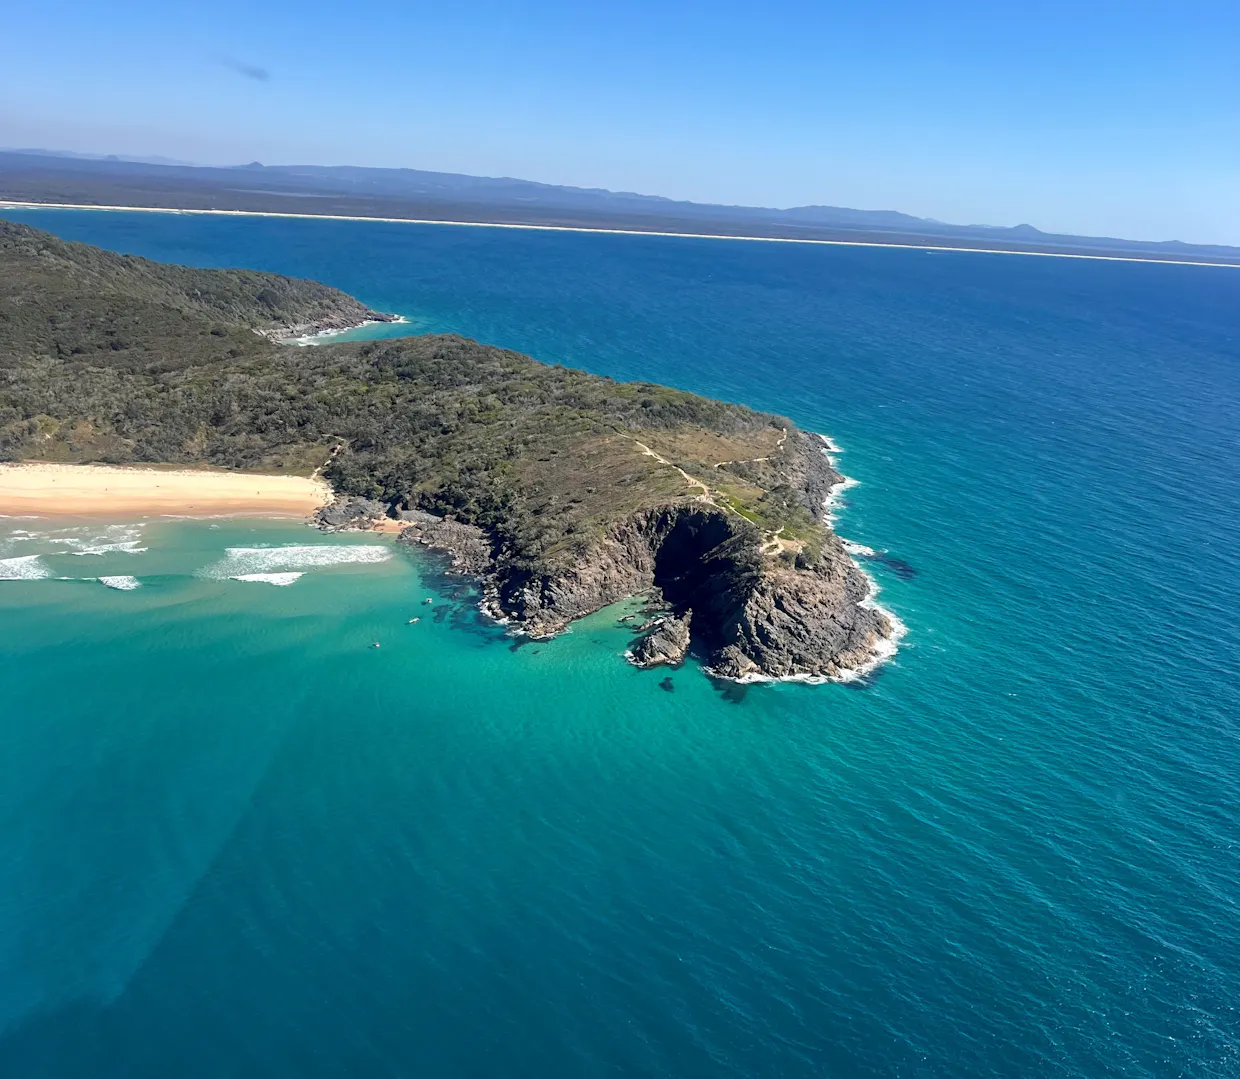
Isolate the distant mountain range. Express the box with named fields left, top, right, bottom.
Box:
left=3, top=148, right=1238, bottom=265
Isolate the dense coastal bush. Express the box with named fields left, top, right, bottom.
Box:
left=0, top=219, right=822, bottom=565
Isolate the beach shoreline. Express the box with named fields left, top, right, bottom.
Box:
left=283, top=314, right=411, bottom=346
left=3, top=200, right=1237, bottom=269
left=0, top=462, right=332, bottom=519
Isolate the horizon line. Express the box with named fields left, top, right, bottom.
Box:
left=4, top=200, right=1238, bottom=270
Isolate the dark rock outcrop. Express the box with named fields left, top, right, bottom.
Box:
left=343, top=426, right=888, bottom=682
left=630, top=611, right=692, bottom=668
left=397, top=509, right=494, bottom=575
left=315, top=496, right=389, bottom=530
left=706, top=536, right=889, bottom=681
left=408, top=496, right=893, bottom=682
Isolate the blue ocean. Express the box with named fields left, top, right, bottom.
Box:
left=2, top=209, right=1238, bottom=1077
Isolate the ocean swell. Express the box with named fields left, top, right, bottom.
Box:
left=200, top=544, right=392, bottom=584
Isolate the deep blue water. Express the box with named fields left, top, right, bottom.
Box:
left=2, top=209, right=1239, bottom=1077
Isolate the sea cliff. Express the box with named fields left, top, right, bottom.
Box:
left=334, top=427, right=895, bottom=682
left=1, top=216, right=898, bottom=682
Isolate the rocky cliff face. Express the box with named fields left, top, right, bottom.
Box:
left=396, top=486, right=893, bottom=683
left=707, top=535, right=890, bottom=681
left=477, top=429, right=891, bottom=680
left=491, top=504, right=889, bottom=680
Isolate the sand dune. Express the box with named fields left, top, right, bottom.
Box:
left=0, top=462, right=332, bottom=518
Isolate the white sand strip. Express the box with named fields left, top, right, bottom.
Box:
left=3, top=202, right=1237, bottom=270
left=0, top=463, right=332, bottom=518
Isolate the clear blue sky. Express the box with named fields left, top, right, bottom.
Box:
left=3, top=0, right=1238, bottom=243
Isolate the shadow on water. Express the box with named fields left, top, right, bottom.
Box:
left=854, top=548, right=918, bottom=580
left=875, top=554, right=917, bottom=580
left=706, top=675, right=750, bottom=704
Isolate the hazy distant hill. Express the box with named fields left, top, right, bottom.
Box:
left=3, top=149, right=1238, bottom=265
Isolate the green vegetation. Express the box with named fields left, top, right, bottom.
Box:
left=0, top=219, right=825, bottom=569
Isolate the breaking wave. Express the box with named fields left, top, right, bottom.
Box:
left=842, top=539, right=878, bottom=558
left=0, top=554, right=50, bottom=581
left=43, top=524, right=148, bottom=556
left=98, top=575, right=142, bottom=591
left=229, top=572, right=305, bottom=586
left=200, top=544, right=391, bottom=583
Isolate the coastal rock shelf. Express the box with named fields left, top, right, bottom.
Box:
left=0, top=217, right=897, bottom=682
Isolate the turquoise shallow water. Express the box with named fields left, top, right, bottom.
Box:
left=2, top=210, right=1239, bottom=1077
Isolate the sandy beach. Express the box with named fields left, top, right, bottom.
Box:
left=4, top=201, right=1237, bottom=269
left=0, top=462, right=332, bottom=518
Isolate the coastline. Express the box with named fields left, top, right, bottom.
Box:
left=4, top=201, right=1237, bottom=270
left=283, top=315, right=410, bottom=346
left=813, top=433, right=908, bottom=683
left=0, top=462, right=332, bottom=519
left=709, top=437, right=907, bottom=686
left=394, top=431, right=908, bottom=687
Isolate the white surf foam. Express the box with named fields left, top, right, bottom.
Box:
left=41, top=523, right=149, bottom=556
left=843, top=539, right=878, bottom=558
left=73, top=543, right=149, bottom=556
left=822, top=474, right=859, bottom=525
left=98, top=575, right=141, bottom=591
left=229, top=572, right=305, bottom=586
left=0, top=554, right=50, bottom=581
left=288, top=316, right=410, bottom=347
left=201, top=544, right=391, bottom=582
left=816, top=431, right=860, bottom=525
left=840, top=575, right=909, bottom=682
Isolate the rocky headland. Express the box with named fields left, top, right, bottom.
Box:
left=318, top=426, right=895, bottom=682
left=1, top=217, right=898, bottom=683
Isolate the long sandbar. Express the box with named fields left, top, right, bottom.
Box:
left=0, top=462, right=332, bottom=518
left=3, top=201, right=1237, bottom=270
